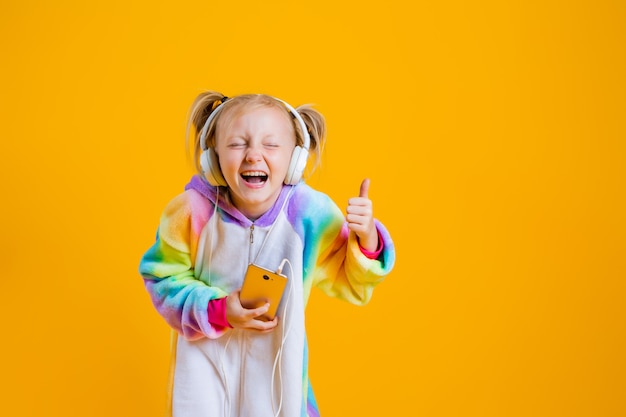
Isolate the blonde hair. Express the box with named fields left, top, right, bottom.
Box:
left=185, top=91, right=326, bottom=179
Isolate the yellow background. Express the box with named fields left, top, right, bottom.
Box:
left=1, top=1, right=625, bottom=416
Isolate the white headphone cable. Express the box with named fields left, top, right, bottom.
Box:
left=271, top=258, right=295, bottom=416
left=207, top=188, right=219, bottom=286
left=251, top=185, right=295, bottom=266
left=204, top=189, right=234, bottom=417
left=207, top=179, right=294, bottom=416
left=220, top=331, right=235, bottom=417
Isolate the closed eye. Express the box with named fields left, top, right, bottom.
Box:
left=227, top=142, right=246, bottom=149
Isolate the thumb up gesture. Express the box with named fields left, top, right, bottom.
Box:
left=347, top=178, right=378, bottom=252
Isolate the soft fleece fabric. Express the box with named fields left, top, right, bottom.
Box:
left=139, top=175, right=395, bottom=417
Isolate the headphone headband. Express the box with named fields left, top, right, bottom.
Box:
left=199, top=96, right=311, bottom=152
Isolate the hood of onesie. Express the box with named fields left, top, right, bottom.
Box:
left=184, top=175, right=295, bottom=228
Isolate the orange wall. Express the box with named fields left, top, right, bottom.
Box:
left=1, top=1, right=625, bottom=416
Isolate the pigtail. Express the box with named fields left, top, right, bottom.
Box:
left=296, top=104, right=326, bottom=175
left=185, top=91, right=227, bottom=175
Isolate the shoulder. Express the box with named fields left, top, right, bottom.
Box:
left=160, top=189, right=213, bottom=237
left=291, top=183, right=334, bottom=210
left=289, top=183, right=343, bottom=225
left=162, top=188, right=211, bottom=217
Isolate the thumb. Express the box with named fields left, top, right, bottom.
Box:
left=359, top=178, right=370, bottom=198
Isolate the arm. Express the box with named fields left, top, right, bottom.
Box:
left=139, top=191, right=227, bottom=340
left=301, top=182, right=395, bottom=305
left=312, top=219, right=395, bottom=305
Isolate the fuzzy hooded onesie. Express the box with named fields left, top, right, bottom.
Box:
left=139, top=175, right=396, bottom=416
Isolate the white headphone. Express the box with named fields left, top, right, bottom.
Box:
left=199, top=96, right=311, bottom=187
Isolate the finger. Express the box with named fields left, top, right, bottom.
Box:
left=248, top=302, right=270, bottom=319
left=346, top=204, right=372, bottom=216
left=253, top=317, right=279, bottom=333
left=359, top=178, right=370, bottom=198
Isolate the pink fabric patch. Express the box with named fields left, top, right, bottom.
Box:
left=359, top=230, right=384, bottom=259
left=207, top=297, right=232, bottom=329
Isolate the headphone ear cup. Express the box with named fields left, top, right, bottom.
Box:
left=201, top=148, right=228, bottom=187
left=284, top=146, right=309, bottom=185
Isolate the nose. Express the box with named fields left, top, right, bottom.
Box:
left=245, top=146, right=262, bottom=163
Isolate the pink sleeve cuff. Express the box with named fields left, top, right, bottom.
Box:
left=359, top=230, right=384, bottom=259
left=207, top=297, right=232, bottom=329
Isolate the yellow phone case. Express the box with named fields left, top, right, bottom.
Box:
left=239, top=264, right=288, bottom=321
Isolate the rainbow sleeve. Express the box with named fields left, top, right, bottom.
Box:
left=291, top=186, right=396, bottom=306
left=139, top=191, right=228, bottom=340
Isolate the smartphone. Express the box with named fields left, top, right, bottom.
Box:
left=239, top=263, right=288, bottom=321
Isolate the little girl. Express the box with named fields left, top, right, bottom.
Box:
left=139, top=91, right=396, bottom=417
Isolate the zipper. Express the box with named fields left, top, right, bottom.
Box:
left=248, top=223, right=255, bottom=262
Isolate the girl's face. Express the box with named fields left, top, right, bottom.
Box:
left=214, top=105, right=296, bottom=220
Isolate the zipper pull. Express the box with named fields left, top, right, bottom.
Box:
left=250, top=224, right=254, bottom=244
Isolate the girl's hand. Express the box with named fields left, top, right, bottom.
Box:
left=225, top=290, right=278, bottom=332
left=346, top=178, right=378, bottom=252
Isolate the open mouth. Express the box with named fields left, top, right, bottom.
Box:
left=241, top=171, right=268, bottom=184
